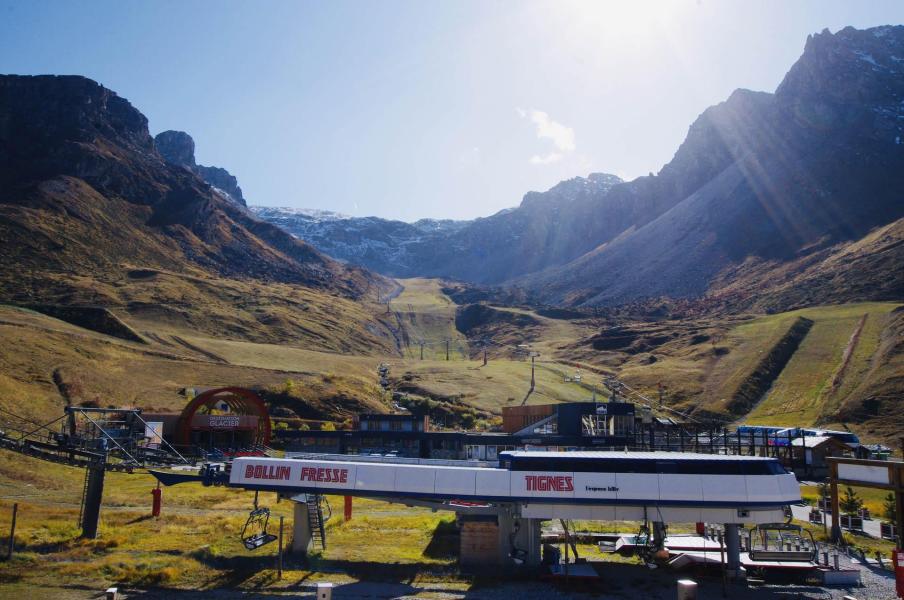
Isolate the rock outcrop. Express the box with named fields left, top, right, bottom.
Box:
left=155, top=129, right=246, bottom=206
left=0, top=74, right=387, bottom=302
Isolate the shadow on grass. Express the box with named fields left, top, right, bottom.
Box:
left=188, top=546, right=282, bottom=589
left=422, top=518, right=459, bottom=559
left=126, top=514, right=155, bottom=525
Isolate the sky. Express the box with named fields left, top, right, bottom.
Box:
left=2, top=1, right=903, bottom=221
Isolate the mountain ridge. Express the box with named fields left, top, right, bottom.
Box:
left=251, top=25, right=904, bottom=313
left=0, top=74, right=393, bottom=308
left=523, top=24, right=904, bottom=307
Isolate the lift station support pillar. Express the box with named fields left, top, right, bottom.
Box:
left=292, top=500, right=313, bottom=555
left=80, top=461, right=106, bottom=539
left=459, top=504, right=540, bottom=571
left=496, top=507, right=542, bottom=569
left=724, top=523, right=741, bottom=577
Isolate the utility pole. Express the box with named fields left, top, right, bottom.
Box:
left=530, top=352, right=539, bottom=391
left=419, top=340, right=424, bottom=361
left=483, top=346, right=488, bottom=366
left=445, top=339, right=450, bottom=361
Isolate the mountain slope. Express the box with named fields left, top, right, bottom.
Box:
left=254, top=27, right=904, bottom=308
left=0, top=75, right=397, bottom=351
left=521, top=25, right=904, bottom=307
left=250, top=206, right=468, bottom=277
left=255, top=173, right=638, bottom=283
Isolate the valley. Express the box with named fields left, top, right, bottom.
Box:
left=0, top=20, right=903, bottom=598
left=1, top=275, right=899, bottom=444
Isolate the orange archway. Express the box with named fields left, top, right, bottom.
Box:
left=176, top=387, right=271, bottom=448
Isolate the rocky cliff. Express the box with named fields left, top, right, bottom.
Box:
left=0, top=75, right=387, bottom=303
left=155, top=129, right=246, bottom=206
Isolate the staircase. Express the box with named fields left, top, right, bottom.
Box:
left=307, top=494, right=326, bottom=550
left=77, top=465, right=90, bottom=526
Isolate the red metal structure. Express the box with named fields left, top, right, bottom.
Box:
left=175, top=387, right=271, bottom=448
left=151, top=485, right=162, bottom=518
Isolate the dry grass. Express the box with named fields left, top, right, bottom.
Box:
left=0, top=450, right=469, bottom=595
left=744, top=303, right=899, bottom=426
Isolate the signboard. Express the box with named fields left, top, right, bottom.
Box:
left=838, top=463, right=890, bottom=486
left=209, top=415, right=241, bottom=429
left=230, top=458, right=355, bottom=491
left=144, top=421, right=164, bottom=449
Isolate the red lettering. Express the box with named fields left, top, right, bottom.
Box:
left=245, top=465, right=254, bottom=478
left=524, top=474, right=574, bottom=493
left=296, top=466, right=350, bottom=484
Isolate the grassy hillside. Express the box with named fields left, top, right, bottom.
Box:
left=0, top=305, right=389, bottom=428
left=745, top=303, right=898, bottom=426
left=2, top=271, right=900, bottom=445
left=549, top=301, right=902, bottom=441
left=386, top=278, right=470, bottom=360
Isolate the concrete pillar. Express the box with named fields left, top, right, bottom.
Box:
left=459, top=515, right=499, bottom=570
left=292, top=500, right=313, bottom=555
left=495, top=506, right=542, bottom=569
left=511, top=517, right=542, bottom=567
left=724, top=524, right=741, bottom=576
left=496, top=508, right=513, bottom=567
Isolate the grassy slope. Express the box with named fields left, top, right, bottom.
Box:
left=388, top=278, right=470, bottom=360
left=0, top=305, right=387, bottom=426
left=0, top=449, right=461, bottom=597
left=600, top=303, right=901, bottom=438
left=2, top=273, right=900, bottom=442
left=743, top=303, right=899, bottom=427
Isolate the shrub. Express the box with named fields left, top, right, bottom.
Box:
left=840, top=487, right=863, bottom=516
left=883, top=493, right=897, bottom=523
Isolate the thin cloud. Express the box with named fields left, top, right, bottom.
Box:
left=517, top=107, right=575, bottom=165
left=530, top=152, right=563, bottom=164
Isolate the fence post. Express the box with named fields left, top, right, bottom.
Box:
left=277, top=515, right=284, bottom=579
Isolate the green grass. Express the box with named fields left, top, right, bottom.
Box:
left=388, top=278, right=470, bottom=361
left=744, top=302, right=899, bottom=426
left=800, top=483, right=892, bottom=519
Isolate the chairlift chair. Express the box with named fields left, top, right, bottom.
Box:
left=241, top=506, right=278, bottom=550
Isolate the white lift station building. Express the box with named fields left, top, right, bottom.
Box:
left=226, top=450, right=801, bottom=570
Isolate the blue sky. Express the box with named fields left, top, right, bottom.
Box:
left=2, top=1, right=903, bottom=221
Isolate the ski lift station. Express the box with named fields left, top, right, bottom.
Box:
left=154, top=449, right=803, bottom=576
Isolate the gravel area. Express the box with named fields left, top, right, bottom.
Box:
left=119, top=556, right=899, bottom=600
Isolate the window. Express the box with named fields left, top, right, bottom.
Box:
left=508, top=457, right=785, bottom=475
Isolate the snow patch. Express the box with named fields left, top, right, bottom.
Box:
left=853, top=50, right=879, bottom=66
left=250, top=206, right=352, bottom=222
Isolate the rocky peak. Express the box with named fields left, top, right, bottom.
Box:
left=153, top=130, right=246, bottom=206
left=155, top=130, right=196, bottom=167
left=520, top=172, right=623, bottom=208
left=776, top=25, right=904, bottom=141
left=0, top=75, right=154, bottom=174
